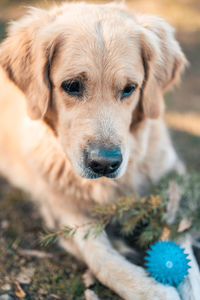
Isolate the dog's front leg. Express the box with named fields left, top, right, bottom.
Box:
left=40, top=200, right=180, bottom=300
left=72, top=227, right=180, bottom=300
left=177, top=235, right=200, bottom=300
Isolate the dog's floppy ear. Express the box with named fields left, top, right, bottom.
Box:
left=0, top=8, right=57, bottom=120
left=137, top=15, right=187, bottom=119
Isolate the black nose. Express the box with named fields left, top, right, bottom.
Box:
left=86, top=146, right=122, bottom=176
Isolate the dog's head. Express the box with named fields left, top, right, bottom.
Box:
left=0, top=3, right=187, bottom=179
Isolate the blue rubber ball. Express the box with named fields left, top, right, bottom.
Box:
left=145, top=240, right=190, bottom=286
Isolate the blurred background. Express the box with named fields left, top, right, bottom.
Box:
left=0, top=1, right=199, bottom=299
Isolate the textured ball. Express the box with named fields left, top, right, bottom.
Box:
left=145, top=240, right=190, bottom=286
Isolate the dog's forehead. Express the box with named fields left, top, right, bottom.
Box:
left=51, top=13, right=144, bottom=85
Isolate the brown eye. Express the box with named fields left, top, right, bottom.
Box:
left=121, top=84, right=137, bottom=100
left=61, top=80, right=84, bottom=97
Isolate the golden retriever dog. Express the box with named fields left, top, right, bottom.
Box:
left=0, top=2, right=199, bottom=299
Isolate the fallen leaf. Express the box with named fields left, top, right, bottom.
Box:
left=13, top=281, right=26, bottom=298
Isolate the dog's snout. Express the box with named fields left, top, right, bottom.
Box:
left=86, top=146, right=122, bottom=176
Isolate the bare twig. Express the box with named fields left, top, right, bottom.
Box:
left=19, top=249, right=53, bottom=259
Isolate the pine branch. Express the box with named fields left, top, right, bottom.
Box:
left=40, top=172, right=200, bottom=249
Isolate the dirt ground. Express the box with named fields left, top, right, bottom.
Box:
left=0, top=0, right=199, bottom=299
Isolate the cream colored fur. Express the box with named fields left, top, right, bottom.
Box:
left=0, top=2, right=198, bottom=299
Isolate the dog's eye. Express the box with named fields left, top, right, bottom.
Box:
left=121, top=84, right=137, bottom=100
left=61, top=80, right=84, bottom=97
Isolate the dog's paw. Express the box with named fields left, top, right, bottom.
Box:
left=148, top=284, right=180, bottom=300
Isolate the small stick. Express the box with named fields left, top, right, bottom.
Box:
left=19, top=249, right=53, bottom=259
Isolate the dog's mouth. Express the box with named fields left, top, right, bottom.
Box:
left=80, top=167, right=122, bottom=179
